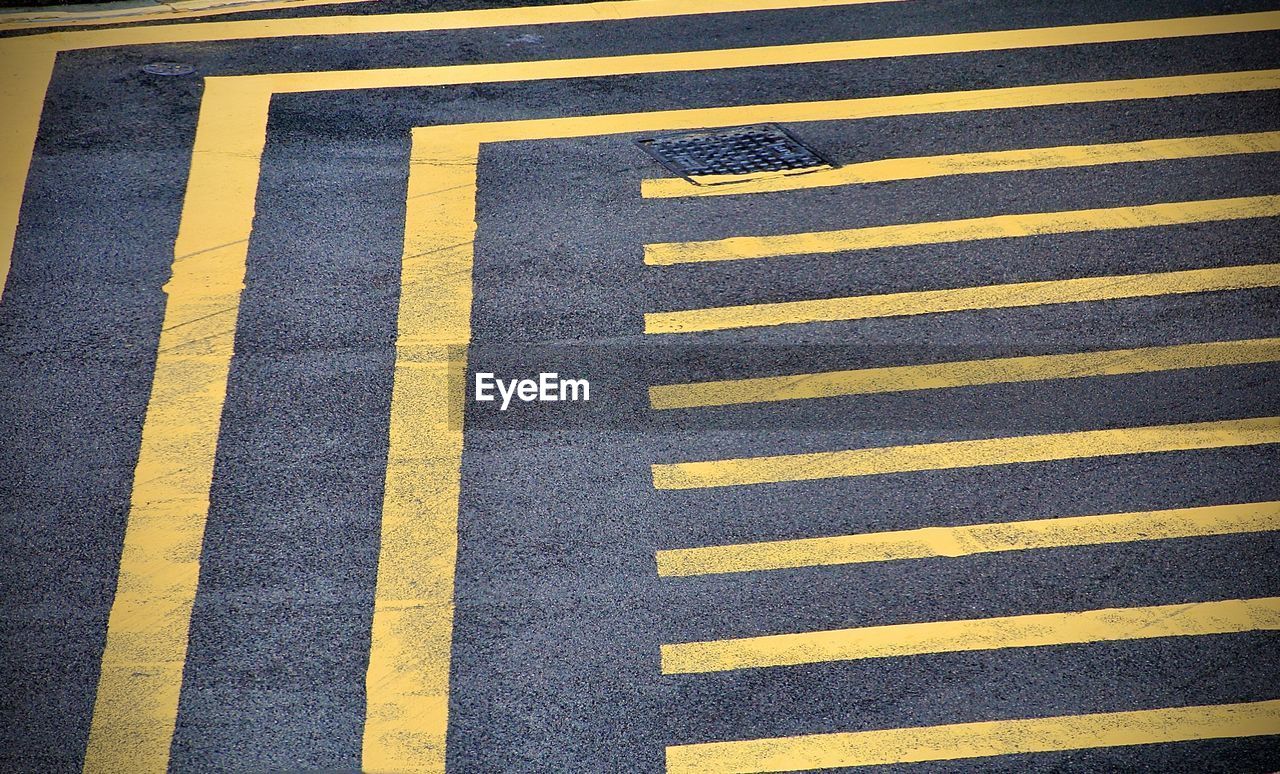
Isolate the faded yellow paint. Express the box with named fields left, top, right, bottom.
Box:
left=646, top=262, right=1280, bottom=334
left=361, top=139, right=479, bottom=774
left=651, top=416, right=1280, bottom=489
left=665, top=700, right=1280, bottom=772
left=643, top=130, right=1280, bottom=197
left=83, top=78, right=270, bottom=774
left=663, top=597, right=1280, bottom=673
left=644, top=194, right=1280, bottom=265
left=656, top=501, right=1280, bottom=576
left=650, top=337, right=1280, bottom=409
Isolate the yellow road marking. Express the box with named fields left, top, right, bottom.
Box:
left=83, top=79, right=269, bottom=774
left=664, top=699, right=1280, bottom=772
left=4, top=14, right=1280, bottom=302
left=83, top=61, right=1280, bottom=774
left=232, top=22, right=1280, bottom=95
left=362, top=139, right=477, bottom=773
left=651, top=416, right=1280, bottom=489
left=643, top=130, right=1280, bottom=198
left=663, top=597, right=1280, bottom=673
left=646, top=261, right=1280, bottom=334
left=656, top=501, right=1280, bottom=576
left=649, top=337, right=1280, bottom=409
left=645, top=194, right=1280, bottom=265
left=0, top=0, right=376, bottom=31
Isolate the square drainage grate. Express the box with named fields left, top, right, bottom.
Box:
left=636, top=124, right=834, bottom=186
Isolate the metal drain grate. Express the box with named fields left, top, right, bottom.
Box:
left=636, top=124, right=833, bottom=185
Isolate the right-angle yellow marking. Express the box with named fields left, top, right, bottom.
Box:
left=651, top=416, right=1280, bottom=490
left=664, top=699, right=1280, bottom=772
left=644, top=195, right=1280, bottom=265
left=643, top=130, right=1280, bottom=198
left=646, top=262, right=1280, bottom=334
left=662, top=597, right=1280, bottom=673
left=649, top=337, right=1280, bottom=409
left=656, top=501, right=1280, bottom=576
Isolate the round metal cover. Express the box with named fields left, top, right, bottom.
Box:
left=141, top=62, right=196, bottom=76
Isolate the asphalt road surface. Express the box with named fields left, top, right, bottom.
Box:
left=2, top=0, right=1279, bottom=771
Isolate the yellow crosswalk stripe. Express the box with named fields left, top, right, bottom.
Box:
left=662, top=596, right=1280, bottom=673
left=649, top=337, right=1280, bottom=409
left=644, top=195, right=1280, bottom=265
left=664, top=699, right=1280, bottom=772
left=646, top=262, right=1280, bottom=334
left=642, top=130, right=1280, bottom=198
left=651, top=416, right=1280, bottom=489
left=656, top=501, right=1280, bottom=576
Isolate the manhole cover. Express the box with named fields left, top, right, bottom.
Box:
left=141, top=62, right=196, bottom=76
left=637, top=124, right=834, bottom=186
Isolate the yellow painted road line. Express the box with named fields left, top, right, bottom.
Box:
left=656, top=501, right=1280, bottom=576
left=651, top=416, right=1280, bottom=489
left=649, top=337, right=1280, bottom=409
left=643, top=130, right=1280, bottom=198
left=0, top=0, right=376, bottom=32
left=644, top=194, right=1280, bottom=265
left=4, top=14, right=1280, bottom=302
left=664, top=699, right=1280, bottom=772
left=663, top=596, right=1280, bottom=673
left=258, top=21, right=1280, bottom=94
left=362, top=138, right=477, bottom=773
left=83, top=79, right=268, bottom=774
left=646, top=262, right=1280, bottom=334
